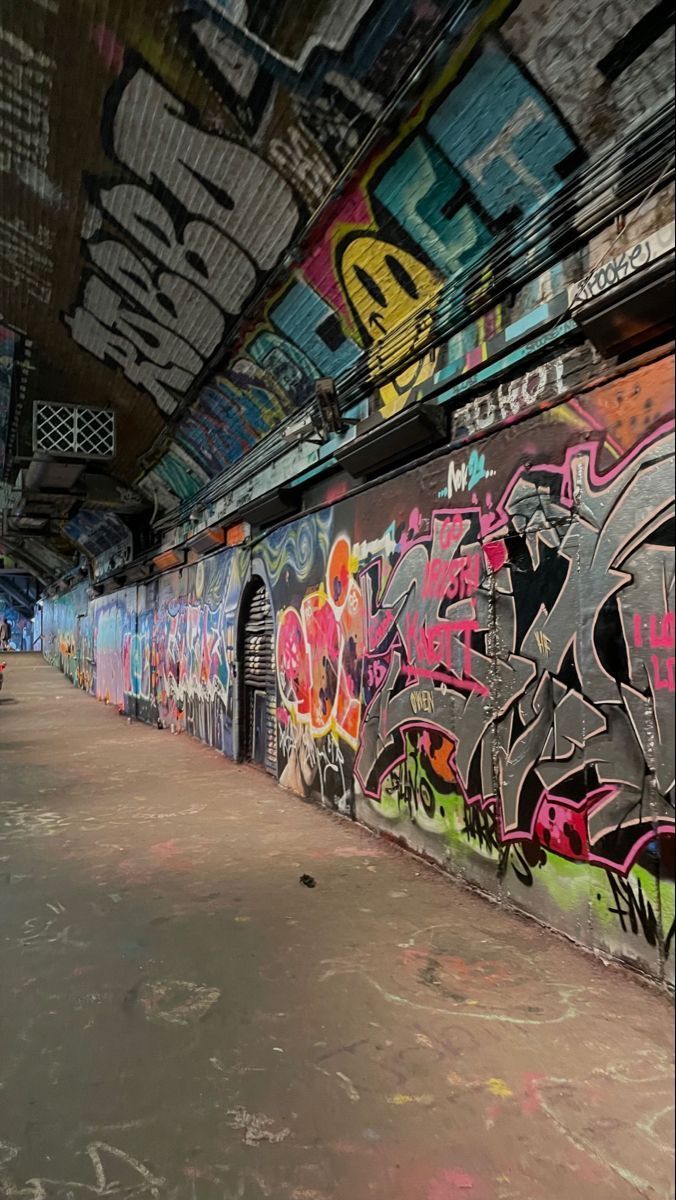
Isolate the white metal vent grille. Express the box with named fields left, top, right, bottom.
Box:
left=33, top=402, right=115, bottom=458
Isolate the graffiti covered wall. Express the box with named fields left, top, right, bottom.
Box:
left=43, top=355, right=675, bottom=982
left=144, top=553, right=243, bottom=752
left=266, top=513, right=362, bottom=813
left=354, top=360, right=674, bottom=981
left=267, top=355, right=675, bottom=982
left=44, top=555, right=244, bottom=753
left=0, top=607, right=34, bottom=651
left=43, top=582, right=84, bottom=681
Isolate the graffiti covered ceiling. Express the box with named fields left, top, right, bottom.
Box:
left=1, top=0, right=482, bottom=569
left=1, top=0, right=673, bottom=573
left=3, top=0, right=463, bottom=448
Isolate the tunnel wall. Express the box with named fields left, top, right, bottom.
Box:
left=0, top=606, right=34, bottom=651
left=42, top=353, right=675, bottom=984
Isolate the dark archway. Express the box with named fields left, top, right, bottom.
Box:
left=238, top=576, right=276, bottom=773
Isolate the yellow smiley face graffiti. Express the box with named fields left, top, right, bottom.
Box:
left=337, top=234, right=442, bottom=419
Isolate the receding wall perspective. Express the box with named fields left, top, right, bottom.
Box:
left=0, top=608, right=35, bottom=651
left=0, top=570, right=38, bottom=651
left=42, top=352, right=675, bottom=985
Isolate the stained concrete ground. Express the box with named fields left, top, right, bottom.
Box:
left=0, top=655, right=673, bottom=1200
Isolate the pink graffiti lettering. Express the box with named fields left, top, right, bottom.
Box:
left=366, top=657, right=389, bottom=690
left=633, top=612, right=675, bottom=649
left=652, top=654, right=675, bottom=692
left=438, top=513, right=465, bottom=548
left=402, top=612, right=477, bottom=681
left=422, top=552, right=482, bottom=600
left=402, top=664, right=488, bottom=695
left=276, top=536, right=364, bottom=745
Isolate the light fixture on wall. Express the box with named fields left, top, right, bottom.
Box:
left=122, top=562, right=153, bottom=584
left=572, top=249, right=675, bottom=357
left=313, top=378, right=357, bottom=440
left=185, top=526, right=226, bottom=555
left=152, top=548, right=186, bottom=572
left=335, top=401, right=446, bottom=478
left=281, top=379, right=357, bottom=447
left=240, top=486, right=299, bottom=527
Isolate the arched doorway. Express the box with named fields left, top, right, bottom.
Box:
left=239, top=577, right=276, bottom=772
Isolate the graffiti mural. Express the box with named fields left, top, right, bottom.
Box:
left=356, top=421, right=674, bottom=875
left=61, top=0, right=461, bottom=432
left=42, top=583, right=88, bottom=683
left=265, top=355, right=674, bottom=973
left=92, top=589, right=136, bottom=708
left=348, top=358, right=674, bottom=979
left=41, top=355, right=675, bottom=981
left=147, top=0, right=673, bottom=492
left=1, top=0, right=672, bottom=586
left=0, top=607, right=34, bottom=652
left=56, top=0, right=672, bottom=485
left=275, top=533, right=364, bottom=811
left=66, top=65, right=302, bottom=416
left=152, top=0, right=670, bottom=482
left=150, top=554, right=242, bottom=752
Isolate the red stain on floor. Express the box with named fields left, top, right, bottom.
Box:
left=402, top=948, right=513, bottom=987
left=520, top=1073, right=544, bottom=1115
left=428, top=1168, right=481, bottom=1198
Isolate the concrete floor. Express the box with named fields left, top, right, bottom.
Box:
left=0, top=655, right=673, bottom=1200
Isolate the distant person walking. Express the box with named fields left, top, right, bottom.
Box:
left=0, top=616, right=11, bottom=650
